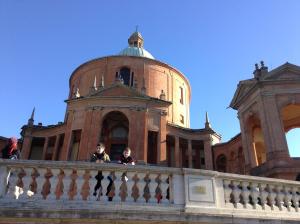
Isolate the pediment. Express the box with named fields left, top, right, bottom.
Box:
left=230, top=80, right=256, bottom=109
left=262, top=63, right=300, bottom=81
left=90, top=83, right=146, bottom=98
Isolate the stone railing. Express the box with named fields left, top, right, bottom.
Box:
left=0, top=159, right=300, bottom=223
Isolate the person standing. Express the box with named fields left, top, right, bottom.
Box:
left=1, top=137, right=20, bottom=160
left=90, top=143, right=112, bottom=199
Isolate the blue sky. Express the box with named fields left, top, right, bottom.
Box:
left=0, top=0, right=299, bottom=156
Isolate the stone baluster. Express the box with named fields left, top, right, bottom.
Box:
left=0, top=165, right=9, bottom=198
left=18, top=168, right=33, bottom=200
left=275, top=185, right=285, bottom=211
left=267, top=184, right=277, bottom=211
left=125, top=171, right=135, bottom=202
left=81, top=170, right=91, bottom=200
left=88, top=170, right=99, bottom=201
left=61, top=169, right=73, bottom=201
left=232, top=181, right=242, bottom=208
left=136, top=172, right=146, bottom=203
left=291, top=187, right=299, bottom=212
left=148, top=173, right=158, bottom=204
left=249, top=182, right=259, bottom=210
left=159, top=174, right=169, bottom=204
left=241, top=181, right=251, bottom=209
left=223, top=180, right=233, bottom=208
left=113, top=171, right=123, bottom=202
left=100, top=171, right=111, bottom=202
left=32, top=168, right=47, bottom=200
left=283, top=186, right=292, bottom=212
left=75, top=170, right=85, bottom=200
left=5, top=167, right=19, bottom=200
left=47, top=168, right=60, bottom=201
left=259, top=183, right=268, bottom=210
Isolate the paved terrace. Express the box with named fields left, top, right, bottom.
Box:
left=0, top=159, right=300, bottom=224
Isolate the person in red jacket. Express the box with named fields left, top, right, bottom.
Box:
left=1, top=137, right=20, bottom=160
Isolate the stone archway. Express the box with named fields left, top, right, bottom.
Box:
left=100, top=111, right=129, bottom=161
left=281, top=104, right=300, bottom=157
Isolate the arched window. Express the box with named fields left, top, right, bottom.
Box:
left=120, top=67, right=131, bottom=86
left=216, top=154, right=227, bottom=172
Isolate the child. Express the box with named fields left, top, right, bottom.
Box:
left=90, top=143, right=111, bottom=198
left=118, top=147, right=135, bottom=165
left=90, top=143, right=110, bottom=163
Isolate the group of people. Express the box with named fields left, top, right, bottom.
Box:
left=90, top=142, right=135, bottom=200
left=90, top=142, right=135, bottom=165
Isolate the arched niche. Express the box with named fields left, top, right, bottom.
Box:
left=216, top=154, right=227, bottom=172
left=100, top=111, right=129, bottom=161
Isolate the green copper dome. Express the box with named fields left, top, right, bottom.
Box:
left=119, top=46, right=154, bottom=59
left=118, top=31, right=155, bottom=59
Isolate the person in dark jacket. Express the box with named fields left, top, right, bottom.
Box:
left=90, top=142, right=112, bottom=199
left=118, top=147, right=135, bottom=165
left=90, top=142, right=110, bottom=163
left=1, top=137, right=20, bottom=160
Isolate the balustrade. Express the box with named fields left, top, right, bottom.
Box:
left=0, top=159, right=300, bottom=220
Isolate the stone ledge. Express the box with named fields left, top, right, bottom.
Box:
left=0, top=202, right=299, bottom=224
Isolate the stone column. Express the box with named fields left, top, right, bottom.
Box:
left=174, top=136, right=180, bottom=167
left=52, top=134, right=61, bottom=160
left=78, top=109, right=93, bottom=160
left=128, top=110, right=147, bottom=162
left=21, top=129, right=33, bottom=159
left=239, top=112, right=256, bottom=169
left=157, top=112, right=167, bottom=165
left=259, top=95, right=289, bottom=160
left=88, top=109, right=102, bottom=155
left=188, top=140, right=192, bottom=168
left=204, top=137, right=213, bottom=170
left=60, top=111, right=74, bottom=160
left=42, top=137, right=49, bottom=160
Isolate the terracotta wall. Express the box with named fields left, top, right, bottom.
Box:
left=68, top=56, right=191, bottom=128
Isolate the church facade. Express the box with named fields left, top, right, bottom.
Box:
left=20, top=31, right=219, bottom=170
left=17, top=31, right=300, bottom=181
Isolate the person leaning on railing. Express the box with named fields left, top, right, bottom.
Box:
left=90, top=142, right=112, bottom=199
left=90, top=142, right=110, bottom=163
left=118, top=147, right=135, bottom=165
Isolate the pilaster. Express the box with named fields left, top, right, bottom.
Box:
left=188, top=140, right=192, bottom=168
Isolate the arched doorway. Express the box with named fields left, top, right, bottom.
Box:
left=100, top=111, right=129, bottom=161
left=281, top=104, right=300, bottom=157
left=216, top=154, right=227, bottom=172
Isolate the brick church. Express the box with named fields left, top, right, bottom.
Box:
left=3, top=31, right=300, bottom=181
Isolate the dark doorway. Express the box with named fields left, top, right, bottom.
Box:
left=29, top=137, right=45, bottom=160
left=147, top=131, right=158, bottom=164
left=110, top=144, right=126, bottom=161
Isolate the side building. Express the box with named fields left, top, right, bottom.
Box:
left=213, top=62, right=300, bottom=181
